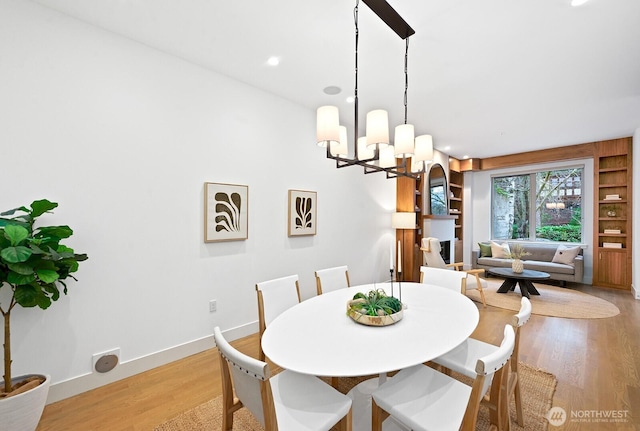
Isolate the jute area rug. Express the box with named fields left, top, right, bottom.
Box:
left=154, top=362, right=556, bottom=431
left=466, top=280, right=619, bottom=319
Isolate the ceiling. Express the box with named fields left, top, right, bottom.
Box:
left=31, top=0, right=640, bottom=159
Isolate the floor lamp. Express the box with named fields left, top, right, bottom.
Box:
left=392, top=212, right=417, bottom=283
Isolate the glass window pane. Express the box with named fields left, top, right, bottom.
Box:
left=492, top=167, right=583, bottom=243
left=492, top=174, right=530, bottom=240
left=535, top=168, right=583, bottom=242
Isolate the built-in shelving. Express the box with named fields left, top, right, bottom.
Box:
left=593, top=138, right=633, bottom=290
left=448, top=166, right=464, bottom=262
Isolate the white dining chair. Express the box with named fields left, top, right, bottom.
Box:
left=419, top=266, right=467, bottom=292
left=419, top=265, right=486, bottom=306
left=315, top=265, right=350, bottom=295
left=432, top=296, right=532, bottom=429
left=256, top=275, right=301, bottom=361
left=372, top=325, right=515, bottom=431
left=420, top=237, right=487, bottom=306
left=213, top=326, right=353, bottom=431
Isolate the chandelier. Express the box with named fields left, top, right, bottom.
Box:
left=316, top=0, right=433, bottom=180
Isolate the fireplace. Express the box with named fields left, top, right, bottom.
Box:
left=439, top=240, right=451, bottom=264
left=422, top=216, right=456, bottom=264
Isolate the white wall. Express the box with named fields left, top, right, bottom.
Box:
left=0, top=0, right=395, bottom=401
left=463, top=159, right=594, bottom=284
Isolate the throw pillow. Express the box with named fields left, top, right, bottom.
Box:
left=490, top=241, right=511, bottom=259
left=478, top=242, right=492, bottom=257
left=552, top=245, right=581, bottom=266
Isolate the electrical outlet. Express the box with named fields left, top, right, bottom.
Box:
left=209, top=299, right=217, bottom=312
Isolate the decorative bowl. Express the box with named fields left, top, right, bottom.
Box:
left=346, top=299, right=404, bottom=326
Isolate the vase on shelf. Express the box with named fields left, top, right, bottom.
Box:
left=512, top=259, right=524, bottom=273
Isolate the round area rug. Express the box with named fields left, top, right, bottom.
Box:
left=467, top=281, right=620, bottom=319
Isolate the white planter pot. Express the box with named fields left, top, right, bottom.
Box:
left=0, top=374, right=50, bottom=431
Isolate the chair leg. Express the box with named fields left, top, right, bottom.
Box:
left=479, top=286, right=487, bottom=307
left=337, top=407, right=353, bottom=431
left=487, top=364, right=511, bottom=431
left=222, top=397, right=242, bottom=431
left=222, top=410, right=233, bottom=431
left=371, top=399, right=389, bottom=431
left=475, top=274, right=487, bottom=307
left=331, top=376, right=340, bottom=389
left=513, top=374, right=524, bottom=426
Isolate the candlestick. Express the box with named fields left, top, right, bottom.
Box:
left=390, top=240, right=394, bottom=271
left=390, top=268, right=394, bottom=298
left=397, top=240, right=402, bottom=274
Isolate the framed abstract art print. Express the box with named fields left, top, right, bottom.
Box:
left=288, top=189, right=317, bottom=236
left=204, top=182, right=248, bottom=242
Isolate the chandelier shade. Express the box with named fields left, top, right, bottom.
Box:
left=357, top=136, right=375, bottom=162
left=394, top=124, right=415, bottom=157
left=379, top=145, right=397, bottom=168
left=366, top=110, right=390, bottom=148
left=330, top=126, right=349, bottom=157
left=316, top=106, right=340, bottom=148
left=414, top=134, right=434, bottom=162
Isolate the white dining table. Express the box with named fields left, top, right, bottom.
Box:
left=261, top=282, right=480, bottom=430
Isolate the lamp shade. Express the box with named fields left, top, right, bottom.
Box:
left=378, top=145, right=396, bottom=168
left=394, top=124, right=415, bottom=157
left=357, top=136, right=375, bottom=162
left=414, top=134, right=434, bottom=162
left=316, top=106, right=340, bottom=147
left=392, top=212, right=416, bottom=229
left=366, top=110, right=390, bottom=148
left=330, top=125, right=349, bottom=157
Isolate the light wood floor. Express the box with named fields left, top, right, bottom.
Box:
left=37, top=283, right=640, bottom=431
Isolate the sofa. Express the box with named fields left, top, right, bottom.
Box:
left=472, top=241, right=584, bottom=285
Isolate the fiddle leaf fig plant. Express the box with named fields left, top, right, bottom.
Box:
left=0, top=199, right=88, bottom=395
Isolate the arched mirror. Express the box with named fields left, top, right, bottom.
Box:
left=428, top=163, right=448, bottom=215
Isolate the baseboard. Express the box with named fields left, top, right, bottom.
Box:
left=632, top=283, right=639, bottom=300
left=46, top=321, right=258, bottom=404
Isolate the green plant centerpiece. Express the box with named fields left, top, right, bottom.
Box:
left=0, top=199, right=88, bottom=397
left=347, top=288, right=403, bottom=326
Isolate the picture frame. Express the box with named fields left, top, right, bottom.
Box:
left=204, top=182, right=248, bottom=242
left=288, top=189, right=317, bottom=237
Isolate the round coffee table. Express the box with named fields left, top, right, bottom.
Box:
left=487, top=267, right=550, bottom=298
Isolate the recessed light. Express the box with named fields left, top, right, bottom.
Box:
left=267, top=56, right=280, bottom=66
left=323, top=86, right=342, bottom=95
left=346, top=96, right=355, bottom=103
left=571, top=0, right=588, bottom=6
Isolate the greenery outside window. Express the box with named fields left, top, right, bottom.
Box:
left=491, top=167, right=583, bottom=242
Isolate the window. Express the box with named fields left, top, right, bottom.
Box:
left=491, top=167, right=583, bottom=242
left=429, top=184, right=446, bottom=215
